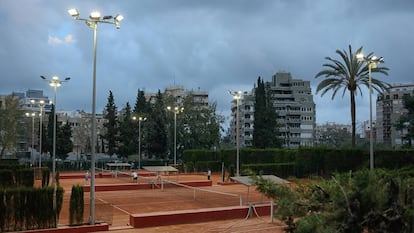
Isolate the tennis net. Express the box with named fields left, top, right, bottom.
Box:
left=161, top=179, right=243, bottom=207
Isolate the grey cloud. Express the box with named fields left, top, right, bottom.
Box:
left=1, top=0, right=413, bottom=125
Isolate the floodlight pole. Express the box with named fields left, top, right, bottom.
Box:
left=228, top=91, right=241, bottom=177
left=356, top=52, right=384, bottom=171
left=39, top=100, right=45, bottom=168
left=138, top=117, right=146, bottom=169
left=90, top=20, right=98, bottom=225
left=167, top=106, right=184, bottom=165
left=41, top=75, right=69, bottom=226
left=133, top=116, right=146, bottom=169
left=68, top=8, right=123, bottom=225
left=368, top=62, right=374, bottom=171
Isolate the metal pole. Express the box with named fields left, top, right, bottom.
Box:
left=52, top=86, right=57, bottom=226
left=236, top=97, right=240, bottom=176
left=138, top=119, right=141, bottom=169
left=90, top=21, right=98, bottom=225
left=39, top=104, right=43, bottom=168
left=369, top=63, right=374, bottom=171
left=31, top=114, right=34, bottom=165
left=174, top=111, right=177, bottom=165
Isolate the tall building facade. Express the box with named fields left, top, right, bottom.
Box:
left=230, top=71, right=316, bottom=148
left=229, top=91, right=255, bottom=147
left=146, top=85, right=209, bottom=108
left=376, top=83, right=414, bottom=147
left=269, top=71, right=316, bottom=148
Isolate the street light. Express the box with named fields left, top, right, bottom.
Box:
left=41, top=75, right=70, bottom=225
left=228, top=90, right=242, bottom=177
left=356, top=53, right=384, bottom=171
left=38, top=100, right=45, bottom=168
left=68, top=8, right=123, bottom=225
left=132, top=116, right=147, bottom=169
left=167, top=106, right=184, bottom=165
left=25, top=110, right=36, bottom=166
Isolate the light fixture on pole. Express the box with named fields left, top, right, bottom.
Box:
left=25, top=109, right=36, bottom=166
left=132, top=116, right=147, bottom=169
left=41, top=75, right=70, bottom=226
left=167, top=106, right=184, bottom=165
left=356, top=53, right=384, bottom=171
left=68, top=8, right=123, bottom=225
left=38, top=100, right=45, bottom=168
left=228, top=90, right=242, bottom=177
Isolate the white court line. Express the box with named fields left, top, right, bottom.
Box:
left=96, top=196, right=131, bottom=215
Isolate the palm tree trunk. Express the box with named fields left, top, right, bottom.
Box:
left=350, top=91, right=356, bottom=147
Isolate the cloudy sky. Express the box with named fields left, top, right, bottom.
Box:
left=1, top=0, right=413, bottom=128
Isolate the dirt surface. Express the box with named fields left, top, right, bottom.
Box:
left=54, top=171, right=285, bottom=233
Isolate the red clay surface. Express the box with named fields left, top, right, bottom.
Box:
left=52, top=171, right=285, bottom=233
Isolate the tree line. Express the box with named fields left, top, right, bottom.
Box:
left=1, top=45, right=414, bottom=160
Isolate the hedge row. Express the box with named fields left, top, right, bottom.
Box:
left=182, top=147, right=414, bottom=178
left=0, top=168, right=34, bottom=189
left=241, top=163, right=295, bottom=178
left=0, top=186, right=64, bottom=232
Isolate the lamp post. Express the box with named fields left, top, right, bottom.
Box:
left=41, top=75, right=70, bottom=225
left=68, top=8, right=123, bottom=225
left=38, top=100, right=45, bottom=168
left=167, top=106, right=184, bottom=165
left=25, top=109, right=35, bottom=166
left=228, top=90, right=242, bottom=177
left=356, top=53, right=384, bottom=171
left=132, top=116, right=146, bottom=169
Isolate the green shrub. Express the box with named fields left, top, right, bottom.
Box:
left=42, top=168, right=50, bottom=187
left=69, top=185, right=84, bottom=225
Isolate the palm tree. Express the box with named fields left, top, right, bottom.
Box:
left=315, top=45, right=389, bottom=147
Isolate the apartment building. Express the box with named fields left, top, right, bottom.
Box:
left=229, top=91, right=255, bottom=147
left=145, top=86, right=209, bottom=108
left=269, top=71, right=316, bottom=148
left=376, top=83, right=414, bottom=147
left=230, top=71, right=316, bottom=148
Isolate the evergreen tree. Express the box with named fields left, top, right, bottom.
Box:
left=181, top=96, right=223, bottom=150
left=147, top=90, right=168, bottom=159
left=56, top=121, right=73, bottom=160
left=103, top=91, right=119, bottom=156
left=38, top=121, right=48, bottom=156
left=133, top=89, right=150, bottom=114
left=118, top=102, right=136, bottom=156
left=133, top=89, right=149, bottom=159
left=44, top=105, right=55, bottom=155
left=264, top=82, right=282, bottom=148
left=253, top=77, right=281, bottom=148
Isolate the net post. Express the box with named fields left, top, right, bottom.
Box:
left=239, top=194, right=242, bottom=206
left=270, top=201, right=274, bottom=223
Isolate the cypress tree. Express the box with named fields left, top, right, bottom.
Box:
left=147, top=90, right=168, bottom=159
left=253, top=77, right=281, bottom=148
left=56, top=121, right=73, bottom=160
left=103, top=91, right=119, bottom=156
left=118, top=102, right=136, bottom=156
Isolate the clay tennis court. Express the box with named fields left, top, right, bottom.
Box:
left=55, top=170, right=286, bottom=232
